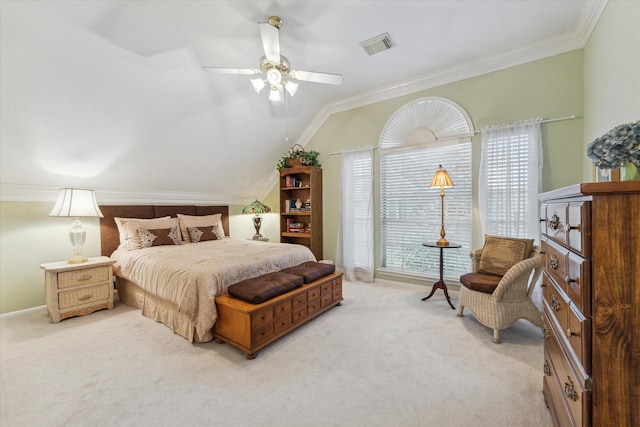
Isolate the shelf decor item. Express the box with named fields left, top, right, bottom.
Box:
left=276, top=143, right=321, bottom=170
left=49, top=188, right=104, bottom=264
left=242, top=200, right=271, bottom=240
left=429, top=165, right=454, bottom=246
left=587, top=120, right=640, bottom=181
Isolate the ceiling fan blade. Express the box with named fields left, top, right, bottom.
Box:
left=259, top=22, right=280, bottom=63
left=202, top=67, right=261, bottom=75
left=291, top=70, right=343, bottom=85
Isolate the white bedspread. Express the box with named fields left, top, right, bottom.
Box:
left=111, top=238, right=316, bottom=340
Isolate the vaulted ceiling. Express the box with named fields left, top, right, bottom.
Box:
left=0, top=1, right=604, bottom=204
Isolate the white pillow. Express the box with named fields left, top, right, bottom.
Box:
left=177, top=213, right=225, bottom=242
left=122, top=217, right=182, bottom=250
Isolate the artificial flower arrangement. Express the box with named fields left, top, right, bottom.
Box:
left=586, top=120, right=640, bottom=170
left=276, top=144, right=321, bottom=170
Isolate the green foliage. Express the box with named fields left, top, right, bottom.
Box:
left=276, top=144, right=322, bottom=170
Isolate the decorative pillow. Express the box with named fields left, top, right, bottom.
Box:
left=178, top=213, right=225, bottom=242
left=138, top=227, right=182, bottom=248
left=115, top=216, right=170, bottom=245
left=187, top=226, right=218, bottom=243
left=122, top=217, right=182, bottom=250
left=477, top=235, right=534, bottom=277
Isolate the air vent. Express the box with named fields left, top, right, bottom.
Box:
left=360, top=33, right=393, bottom=56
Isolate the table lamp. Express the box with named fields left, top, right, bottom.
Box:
left=242, top=200, right=271, bottom=240
left=49, top=188, right=104, bottom=263
left=429, top=165, right=454, bottom=246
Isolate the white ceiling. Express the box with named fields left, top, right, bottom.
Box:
left=0, top=1, right=604, bottom=204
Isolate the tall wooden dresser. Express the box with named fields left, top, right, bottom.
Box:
left=539, top=182, right=640, bottom=426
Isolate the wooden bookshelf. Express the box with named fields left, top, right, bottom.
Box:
left=279, top=166, right=322, bottom=260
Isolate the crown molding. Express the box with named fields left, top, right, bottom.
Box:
left=0, top=183, right=253, bottom=206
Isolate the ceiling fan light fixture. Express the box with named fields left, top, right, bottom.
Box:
left=283, top=80, right=298, bottom=97
left=269, top=85, right=283, bottom=103
left=250, top=77, right=266, bottom=93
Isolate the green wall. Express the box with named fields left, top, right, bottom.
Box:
left=583, top=0, right=640, bottom=180
left=0, top=202, right=102, bottom=314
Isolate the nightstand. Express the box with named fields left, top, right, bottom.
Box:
left=40, top=256, right=116, bottom=323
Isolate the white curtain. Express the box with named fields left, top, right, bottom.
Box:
left=478, top=118, right=543, bottom=306
left=338, top=148, right=374, bottom=282
left=478, top=118, right=543, bottom=240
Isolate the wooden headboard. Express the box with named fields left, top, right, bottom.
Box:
left=99, top=205, right=229, bottom=257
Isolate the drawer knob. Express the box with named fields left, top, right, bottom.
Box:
left=78, top=274, right=92, bottom=281
left=565, top=276, right=578, bottom=286
left=566, top=328, right=578, bottom=339
left=78, top=293, right=93, bottom=301
left=551, top=295, right=561, bottom=312
left=544, top=360, right=551, bottom=376
left=564, top=376, right=578, bottom=401
left=549, top=255, right=559, bottom=270
left=548, top=214, right=560, bottom=230
left=566, top=223, right=581, bottom=232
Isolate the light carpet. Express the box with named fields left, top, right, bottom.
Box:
left=1, top=279, right=552, bottom=427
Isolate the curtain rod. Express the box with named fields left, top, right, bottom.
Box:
left=328, top=115, right=577, bottom=155
left=473, top=115, right=577, bottom=134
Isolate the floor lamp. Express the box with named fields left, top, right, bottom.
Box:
left=429, top=165, right=454, bottom=246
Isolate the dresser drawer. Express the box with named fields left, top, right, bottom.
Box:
left=273, top=314, right=292, bottom=334
left=566, top=304, right=591, bottom=375
left=543, top=346, right=574, bottom=427
left=252, top=307, right=274, bottom=329
left=58, top=284, right=110, bottom=309
left=320, top=282, right=332, bottom=296
left=292, top=306, right=307, bottom=323
left=545, top=324, right=591, bottom=426
left=544, top=238, right=569, bottom=292
left=567, top=201, right=591, bottom=258
left=58, top=266, right=110, bottom=289
left=332, top=277, right=342, bottom=301
left=545, top=203, right=568, bottom=245
left=274, top=299, right=292, bottom=317
left=307, top=287, right=321, bottom=302
left=307, top=298, right=322, bottom=316
left=543, top=273, right=569, bottom=333
left=252, top=323, right=274, bottom=345
left=567, top=252, right=591, bottom=315
left=292, top=293, right=307, bottom=310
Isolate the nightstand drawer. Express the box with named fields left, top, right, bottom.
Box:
left=58, top=266, right=110, bottom=289
left=58, top=284, right=110, bottom=309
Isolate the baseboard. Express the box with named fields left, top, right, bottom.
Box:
left=0, top=305, right=46, bottom=320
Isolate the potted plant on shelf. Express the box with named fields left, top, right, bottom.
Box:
left=276, top=144, right=321, bottom=170
left=587, top=120, right=640, bottom=181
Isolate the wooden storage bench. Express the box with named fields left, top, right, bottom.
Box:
left=214, top=271, right=343, bottom=359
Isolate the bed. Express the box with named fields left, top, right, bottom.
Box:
left=99, top=205, right=316, bottom=342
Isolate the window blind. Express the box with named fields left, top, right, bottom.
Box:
left=380, top=143, right=472, bottom=279
left=347, top=151, right=373, bottom=271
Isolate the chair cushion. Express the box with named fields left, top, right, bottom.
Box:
left=281, top=261, right=336, bottom=284
left=460, top=272, right=502, bottom=294
left=227, top=272, right=303, bottom=304
left=477, top=235, right=534, bottom=276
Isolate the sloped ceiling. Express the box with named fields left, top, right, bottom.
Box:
left=0, top=1, right=605, bottom=204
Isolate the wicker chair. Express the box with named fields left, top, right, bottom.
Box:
left=457, top=245, right=543, bottom=343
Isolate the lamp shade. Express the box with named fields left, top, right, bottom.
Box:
left=429, top=165, right=454, bottom=188
left=49, top=188, right=104, bottom=218
left=242, top=200, right=271, bottom=215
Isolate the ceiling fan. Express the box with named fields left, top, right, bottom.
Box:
left=203, top=16, right=343, bottom=104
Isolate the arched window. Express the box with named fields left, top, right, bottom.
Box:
left=379, top=97, right=473, bottom=280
